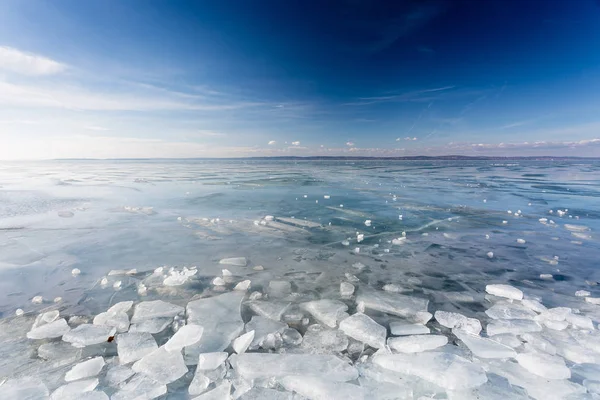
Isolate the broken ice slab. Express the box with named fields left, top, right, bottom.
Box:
left=446, top=376, right=530, bottom=400
left=566, top=313, right=594, bottom=330
left=486, top=302, right=538, bottom=320
left=340, top=282, right=355, bottom=296
left=233, top=353, right=358, bottom=382
left=245, top=315, right=287, bottom=349
left=301, top=324, right=348, bottom=354
left=387, top=335, right=448, bottom=353
left=105, top=365, right=135, bottom=387
left=93, top=311, right=129, bottom=333
left=339, top=313, right=386, bottom=348
left=521, top=299, right=547, bottom=313
left=300, top=299, right=349, bottom=328
left=234, top=280, right=251, bottom=291
left=132, top=346, right=188, bottom=384
left=486, top=319, right=542, bottom=336
left=0, top=377, right=49, bottom=400
left=219, top=257, right=247, bottom=266
left=131, top=300, right=184, bottom=323
left=191, top=381, right=231, bottom=400
left=185, top=292, right=245, bottom=359
left=373, top=352, right=487, bottom=390
left=63, top=324, right=116, bottom=348
left=356, top=290, right=428, bottom=318
left=233, top=330, right=254, bottom=354
left=111, top=373, right=167, bottom=400
left=32, top=310, right=60, bottom=329
left=453, top=330, right=517, bottom=359
left=117, top=332, right=158, bottom=364
left=238, top=387, right=294, bottom=400
left=58, top=391, right=108, bottom=400
left=197, top=352, right=228, bottom=370
left=128, top=317, right=172, bottom=334
left=38, top=342, right=82, bottom=366
left=268, top=280, right=292, bottom=298
left=164, top=324, right=204, bottom=352
left=515, top=352, right=570, bottom=380
left=247, top=300, right=291, bottom=321
left=485, top=284, right=523, bottom=300
left=571, top=363, right=600, bottom=381
left=434, top=311, right=482, bottom=335
left=50, top=378, right=98, bottom=400
left=188, top=370, right=210, bottom=396
left=65, top=356, right=105, bottom=381
left=27, top=317, right=70, bottom=339
left=389, top=322, right=430, bottom=336
left=280, top=376, right=365, bottom=400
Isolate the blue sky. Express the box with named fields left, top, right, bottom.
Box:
left=1, top=0, right=599, bottom=158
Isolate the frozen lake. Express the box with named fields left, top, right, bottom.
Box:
left=1, top=159, right=600, bottom=399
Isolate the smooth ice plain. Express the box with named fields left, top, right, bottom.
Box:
left=1, top=159, right=600, bottom=399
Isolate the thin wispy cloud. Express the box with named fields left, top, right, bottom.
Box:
left=291, top=141, right=301, bottom=146
left=268, top=140, right=276, bottom=145
left=345, top=86, right=457, bottom=106
left=0, top=46, right=67, bottom=76
left=85, top=126, right=109, bottom=131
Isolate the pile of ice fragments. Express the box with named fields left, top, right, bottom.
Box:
left=2, top=266, right=600, bottom=399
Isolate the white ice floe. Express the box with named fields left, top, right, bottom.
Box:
left=245, top=316, right=287, bottom=349
left=15, top=308, right=24, bottom=316
left=516, top=238, right=526, bottom=244
left=268, top=280, right=292, bottom=298
left=31, top=295, right=43, bottom=304
left=163, top=267, right=197, bottom=286
left=65, top=357, right=105, bottom=381
left=487, top=251, right=494, bottom=258
left=585, top=297, right=600, bottom=305
left=364, top=220, right=372, bottom=227
left=434, top=311, right=482, bottom=335
left=485, top=284, right=523, bottom=300
left=566, top=313, right=594, bottom=330
left=131, top=300, right=184, bottom=323
left=339, top=313, right=386, bottom=348
left=72, top=268, right=81, bottom=276
left=247, top=300, right=290, bottom=321
left=191, top=381, right=231, bottom=400
left=93, top=302, right=131, bottom=333
left=50, top=378, right=99, bottom=400
left=62, top=324, right=116, bottom=348
left=280, top=376, right=365, bottom=400
left=575, top=290, right=591, bottom=297
left=234, top=280, right=251, bottom=291
left=392, top=237, right=406, bottom=245
left=389, top=322, right=430, bottom=336
left=27, top=318, right=70, bottom=339
left=539, top=274, right=553, bottom=280
left=132, top=346, right=188, bottom=384
left=521, top=299, right=547, bottom=313
left=387, top=334, right=448, bottom=353
left=485, top=302, right=537, bottom=320
left=0, top=377, right=49, bottom=399
left=232, top=330, right=255, bottom=354
left=356, top=290, right=428, bottom=319
left=212, top=277, right=226, bottom=286
left=357, top=233, right=364, bottom=242
left=486, top=319, right=542, bottom=336
left=111, top=373, right=166, bottom=400
left=129, top=317, right=172, bottom=334
left=117, top=332, right=158, bottom=364
left=454, top=330, right=516, bottom=359
left=340, top=282, right=355, bottom=296
left=218, top=257, right=247, bottom=266
left=516, top=352, right=570, bottom=380
left=300, top=299, right=349, bottom=328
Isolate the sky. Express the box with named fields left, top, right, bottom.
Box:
left=0, top=0, right=600, bottom=159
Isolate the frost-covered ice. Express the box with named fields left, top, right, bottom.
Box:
left=65, top=357, right=105, bottom=381
left=117, top=332, right=158, bottom=364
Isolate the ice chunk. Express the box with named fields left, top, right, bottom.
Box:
left=197, top=352, right=228, bottom=370
left=570, top=329, right=600, bottom=353
left=164, top=324, right=204, bottom=352
left=520, top=333, right=556, bottom=354
left=487, top=251, right=494, bottom=258
left=280, top=376, right=365, bottom=400
left=543, top=319, right=569, bottom=330
left=339, top=313, right=386, bottom=348
left=212, top=277, right=226, bottom=286
left=540, top=274, right=553, bottom=280
left=434, top=311, right=482, bottom=335
left=340, top=282, right=355, bottom=296
left=71, top=268, right=81, bottom=276
left=521, top=299, right=547, bottom=313
left=247, top=300, right=290, bottom=321
left=373, top=352, right=487, bottom=390
left=27, top=318, right=70, bottom=339
left=485, top=284, right=523, bottom=300
left=117, top=332, right=158, bottom=364
left=238, top=387, right=293, bottom=400
left=31, top=295, right=43, bottom=304
left=566, top=313, right=594, bottom=330
left=245, top=315, right=287, bottom=349
left=390, top=322, right=430, bottom=336
left=105, top=365, right=134, bottom=387
left=516, top=352, right=570, bottom=379
left=234, top=353, right=358, bottom=382
left=63, top=324, right=116, bottom=347
left=585, top=297, right=600, bottom=305
left=219, top=257, right=247, bottom=266
left=268, top=280, right=292, bottom=298
left=93, top=311, right=129, bottom=333
left=65, top=357, right=105, bottom=381
left=491, top=334, right=522, bottom=348
left=516, top=238, right=526, bottom=244
left=356, top=290, right=428, bottom=318
left=38, top=341, right=82, bottom=365
left=486, top=303, right=537, bottom=320
left=282, top=328, right=303, bottom=346
left=446, top=377, right=531, bottom=400
left=301, top=324, right=348, bottom=353
left=387, top=335, right=447, bottom=353
left=0, top=377, right=49, bottom=400
left=576, top=290, right=591, bottom=297
left=412, top=311, right=433, bottom=325
left=129, top=317, right=171, bottom=334
left=32, top=310, right=60, bottom=329
left=234, top=280, right=251, bottom=291
left=111, top=373, right=167, bottom=400
left=186, top=292, right=245, bottom=355
left=188, top=371, right=210, bottom=396
left=454, top=330, right=516, bottom=358
left=538, top=307, right=572, bottom=322
left=233, top=330, right=254, bottom=354
left=50, top=378, right=98, bottom=400
left=15, top=308, right=24, bottom=316
left=300, top=299, right=349, bottom=328
left=131, top=300, right=184, bottom=323
left=132, top=346, right=188, bottom=384
left=572, top=363, right=600, bottom=381
left=191, top=381, right=231, bottom=400
left=487, top=319, right=542, bottom=336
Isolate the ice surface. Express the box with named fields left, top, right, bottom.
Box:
left=576, top=290, right=591, bottom=297
left=197, top=352, right=228, bottom=370
left=132, top=346, right=188, bottom=384
left=93, top=310, right=129, bottom=333
left=38, top=341, right=82, bottom=365
left=164, top=324, right=204, bottom=352
left=188, top=370, right=210, bottom=396
left=339, top=313, right=386, bottom=348
left=454, top=330, right=517, bottom=358
left=434, top=311, right=482, bottom=334
left=301, top=324, right=348, bottom=353
left=65, top=357, right=105, bottom=381
left=300, top=299, right=349, bottom=328
left=389, top=322, right=430, bottom=335
left=245, top=315, right=287, bottom=349
left=50, top=378, right=98, bottom=400
left=131, top=300, right=184, bottom=323
left=373, top=352, right=487, bottom=390
left=63, top=324, right=116, bottom=347
left=522, top=299, right=547, bottom=313
left=566, top=313, right=595, bottom=330
left=515, top=352, right=570, bottom=379
left=237, top=387, right=293, bottom=400
left=233, top=353, right=358, bottom=381
left=280, top=376, right=365, bottom=400
left=105, top=365, right=134, bottom=387
left=191, top=381, right=231, bottom=400
left=219, top=257, right=247, bottom=266
left=58, top=392, right=108, bottom=400
left=32, top=310, right=60, bottom=328
left=232, top=330, right=254, bottom=354
left=268, top=280, right=292, bottom=298
left=586, top=297, right=600, bottom=305
left=492, top=334, right=523, bottom=348
left=129, top=317, right=171, bottom=334
left=487, top=319, right=542, bottom=336
left=387, top=334, right=448, bottom=353
left=486, top=302, right=537, bottom=320
left=27, top=317, right=70, bottom=339
left=111, top=373, right=167, bottom=400
left=247, top=300, right=290, bottom=321
left=485, top=284, right=523, bottom=300
left=340, top=282, right=355, bottom=296
left=356, top=290, right=428, bottom=318
left=117, top=332, right=158, bottom=364
left=0, top=377, right=49, bottom=400
left=282, top=328, right=303, bottom=346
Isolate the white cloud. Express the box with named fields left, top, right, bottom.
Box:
left=0, top=46, right=66, bottom=76
left=268, top=140, right=276, bottom=145
left=346, top=141, right=354, bottom=146
left=291, top=141, right=300, bottom=146
left=194, top=130, right=226, bottom=137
